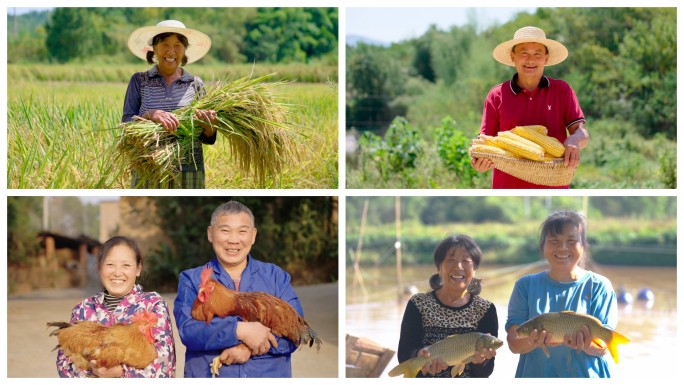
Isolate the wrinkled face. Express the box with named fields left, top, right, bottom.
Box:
left=511, top=42, right=548, bottom=79
left=153, top=34, right=186, bottom=73
left=207, top=212, right=257, bottom=271
left=99, top=244, right=141, bottom=297
left=543, top=223, right=584, bottom=275
left=438, top=247, right=475, bottom=293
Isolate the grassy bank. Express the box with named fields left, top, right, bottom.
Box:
left=346, top=218, right=677, bottom=266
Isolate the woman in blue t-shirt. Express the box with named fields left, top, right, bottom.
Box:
left=505, top=210, right=619, bottom=377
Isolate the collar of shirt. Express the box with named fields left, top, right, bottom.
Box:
left=145, top=65, right=195, bottom=83
left=509, top=73, right=550, bottom=95
left=209, top=255, right=261, bottom=291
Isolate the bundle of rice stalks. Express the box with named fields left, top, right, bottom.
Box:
left=116, top=73, right=302, bottom=187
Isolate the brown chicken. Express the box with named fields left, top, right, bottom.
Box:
left=47, top=310, right=159, bottom=372
left=191, top=266, right=321, bottom=376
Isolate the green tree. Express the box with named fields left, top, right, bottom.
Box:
left=7, top=197, right=43, bottom=265
left=243, top=7, right=337, bottom=63
left=144, top=197, right=338, bottom=291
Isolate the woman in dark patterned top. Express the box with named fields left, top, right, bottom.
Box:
left=123, top=20, right=217, bottom=189
left=397, top=234, right=499, bottom=378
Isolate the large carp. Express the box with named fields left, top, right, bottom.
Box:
left=388, top=332, right=503, bottom=378
left=515, top=310, right=630, bottom=363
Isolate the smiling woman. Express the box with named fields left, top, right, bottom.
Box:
left=122, top=20, right=217, bottom=189
left=396, top=235, right=499, bottom=378
left=54, top=236, right=177, bottom=378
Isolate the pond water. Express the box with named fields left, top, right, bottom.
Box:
left=346, top=264, right=677, bottom=378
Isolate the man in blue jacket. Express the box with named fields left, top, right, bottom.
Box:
left=174, top=200, right=303, bottom=377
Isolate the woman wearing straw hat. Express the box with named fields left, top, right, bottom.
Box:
left=471, top=26, right=590, bottom=189
left=123, top=20, right=217, bottom=189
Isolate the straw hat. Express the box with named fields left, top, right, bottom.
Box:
left=128, top=20, right=211, bottom=64
left=492, top=26, right=568, bottom=67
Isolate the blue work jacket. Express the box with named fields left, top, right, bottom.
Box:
left=174, top=256, right=302, bottom=377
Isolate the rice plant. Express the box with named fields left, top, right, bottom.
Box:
left=116, top=74, right=304, bottom=187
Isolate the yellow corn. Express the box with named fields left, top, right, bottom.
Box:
left=511, top=126, right=566, bottom=158
left=478, top=134, right=498, bottom=147
left=542, top=154, right=562, bottom=161
left=518, top=125, right=548, bottom=135
left=470, top=144, right=518, bottom=158
left=496, top=131, right=545, bottom=160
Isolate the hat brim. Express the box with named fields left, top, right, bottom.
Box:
left=492, top=38, right=568, bottom=67
left=128, top=25, right=211, bottom=64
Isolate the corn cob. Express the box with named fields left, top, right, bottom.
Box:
left=518, top=125, right=548, bottom=135
left=470, top=144, right=518, bottom=158
left=496, top=131, right=545, bottom=160
left=542, top=154, right=562, bottom=161
left=511, top=126, right=566, bottom=157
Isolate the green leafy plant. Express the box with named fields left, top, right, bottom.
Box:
left=435, top=116, right=479, bottom=187
left=357, top=116, right=423, bottom=183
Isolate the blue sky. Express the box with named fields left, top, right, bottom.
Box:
left=346, top=7, right=536, bottom=44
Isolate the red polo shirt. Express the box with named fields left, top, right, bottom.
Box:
left=480, top=74, right=585, bottom=189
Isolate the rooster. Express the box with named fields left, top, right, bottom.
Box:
left=47, top=310, right=159, bottom=372
left=191, top=266, right=321, bottom=376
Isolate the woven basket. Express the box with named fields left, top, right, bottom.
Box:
left=470, top=149, right=575, bottom=186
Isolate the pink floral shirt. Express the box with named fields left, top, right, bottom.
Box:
left=55, top=284, right=176, bottom=377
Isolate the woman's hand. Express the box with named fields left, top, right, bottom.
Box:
left=146, top=109, right=180, bottom=133
left=564, top=325, right=606, bottom=357
left=470, top=345, right=497, bottom=364
left=90, top=361, right=123, bottom=378
left=195, top=109, right=218, bottom=137
left=418, top=348, right=448, bottom=376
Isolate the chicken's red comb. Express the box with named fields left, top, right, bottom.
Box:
left=200, top=266, right=214, bottom=285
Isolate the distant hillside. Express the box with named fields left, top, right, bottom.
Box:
left=346, top=34, right=391, bottom=47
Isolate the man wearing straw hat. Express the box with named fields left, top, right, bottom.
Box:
left=471, top=26, right=590, bottom=189
left=123, top=20, right=218, bottom=189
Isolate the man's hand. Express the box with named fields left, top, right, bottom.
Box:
left=219, top=343, right=252, bottom=365
left=236, top=321, right=278, bottom=355
left=564, top=121, right=590, bottom=168
left=471, top=157, right=495, bottom=172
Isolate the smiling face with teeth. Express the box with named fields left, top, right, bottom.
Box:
left=152, top=33, right=188, bottom=76
left=510, top=42, right=548, bottom=82
left=99, top=244, right=142, bottom=297
left=207, top=212, right=257, bottom=273
left=437, top=246, right=476, bottom=296
left=542, top=223, right=585, bottom=281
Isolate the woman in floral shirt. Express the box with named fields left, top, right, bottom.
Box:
left=55, top=236, right=176, bottom=377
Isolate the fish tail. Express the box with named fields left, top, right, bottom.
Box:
left=388, top=359, right=422, bottom=378
left=607, top=330, right=631, bottom=364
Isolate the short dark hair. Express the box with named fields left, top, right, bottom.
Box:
left=146, top=32, right=189, bottom=65
left=97, top=236, right=142, bottom=269
left=211, top=201, right=255, bottom=227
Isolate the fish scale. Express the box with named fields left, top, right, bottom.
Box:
left=388, top=332, right=503, bottom=378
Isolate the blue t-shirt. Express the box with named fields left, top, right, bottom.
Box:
left=505, top=270, right=618, bottom=378
left=173, top=256, right=301, bottom=378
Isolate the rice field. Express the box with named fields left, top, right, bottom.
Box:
left=6, top=67, right=338, bottom=189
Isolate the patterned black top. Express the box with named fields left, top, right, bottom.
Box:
left=397, top=291, right=499, bottom=378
